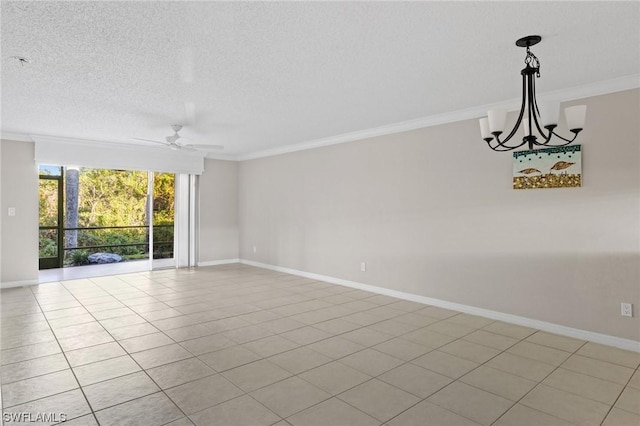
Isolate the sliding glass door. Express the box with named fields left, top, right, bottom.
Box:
left=150, top=171, right=176, bottom=269
left=38, top=167, right=64, bottom=269
left=38, top=166, right=176, bottom=270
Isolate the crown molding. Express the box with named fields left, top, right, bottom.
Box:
left=204, top=153, right=239, bottom=162
left=0, top=132, right=34, bottom=142
left=3, top=74, right=638, bottom=162
left=238, top=74, right=640, bottom=161
left=2, top=132, right=235, bottom=161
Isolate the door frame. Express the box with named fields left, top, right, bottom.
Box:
left=38, top=168, right=64, bottom=269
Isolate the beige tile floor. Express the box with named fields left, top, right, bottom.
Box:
left=1, top=264, right=639, bottom=425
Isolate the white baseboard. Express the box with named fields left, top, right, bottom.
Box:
left=240, top=259, right=640, bottom=353
left=0, top=279, right=39, bottom=289
left=197, top=258, right=240, bottom=267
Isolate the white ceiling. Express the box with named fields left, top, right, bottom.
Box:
left=2, top=1, right=639, bottom=159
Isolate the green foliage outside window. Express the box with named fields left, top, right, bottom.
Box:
left=38, top=168, right=175, bottom=264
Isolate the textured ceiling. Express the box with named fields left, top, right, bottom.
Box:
left=1, top=1, right=639, bottom=158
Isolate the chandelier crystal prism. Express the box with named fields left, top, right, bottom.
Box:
left=479, top=35, right=587, bottom=152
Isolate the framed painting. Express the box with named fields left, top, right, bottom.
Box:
left=513, top=145, right=581, bottom=190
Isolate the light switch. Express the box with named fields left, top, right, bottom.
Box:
left=8, top=207, right=16, bottom=217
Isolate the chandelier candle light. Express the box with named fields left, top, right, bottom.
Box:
left=480, top=35, right=587, bottom=152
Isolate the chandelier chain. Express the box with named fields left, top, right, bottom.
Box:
left=524, top=46, right=541, bottom=78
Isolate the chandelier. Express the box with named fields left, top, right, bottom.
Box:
left=479, top=35, right=587, bottom=152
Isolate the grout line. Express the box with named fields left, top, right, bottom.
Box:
left=36, top=279, right=192, bottom=425
left=598, top=363, right=640, bottom=426
left=69, top=281, right=196, bottom=423
left=488, top=339, right=589, bottom=426
left=381, top=326, right=516, bottom=425
left=23, top=286, right=101, bottom=426
left=4, top=264, right=638, bottom=426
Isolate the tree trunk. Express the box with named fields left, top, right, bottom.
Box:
left=65, top=167, right=80, bottom=250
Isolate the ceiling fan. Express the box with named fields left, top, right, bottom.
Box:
left=132, top=125, right=223, bottom=151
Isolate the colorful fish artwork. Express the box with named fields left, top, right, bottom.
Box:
left=513, top=145, right=581, bottom=189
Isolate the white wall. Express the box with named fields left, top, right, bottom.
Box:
left=238, top=89, right=640, bottom=341
left=198, top=159, right=239, bottom=263
left=1, top=140, right=39, bottom=284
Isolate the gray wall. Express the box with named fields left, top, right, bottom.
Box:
left=0, top=147, right=240, bottom=282
left=238, top=89, right=640, bottom=341
left=1, top=140, right=39, bottom=283
left=198, top=159, right=239, bottom=262
left=1, top=90, right=638, bottom=342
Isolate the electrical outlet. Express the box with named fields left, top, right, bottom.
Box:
left=252, top=245, right=257, bottom=253
left=360, top=262, right=366, bottom=272
left=8, top=207, right=15, bottom=216
left=621, top=303, right=633, bottom=317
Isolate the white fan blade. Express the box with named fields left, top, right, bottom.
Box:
left=131, top=137, right=169, bottom=146
left=185, top=144, right=224, bottom=150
